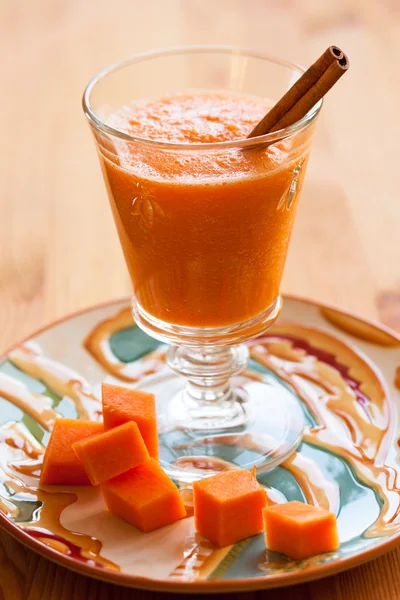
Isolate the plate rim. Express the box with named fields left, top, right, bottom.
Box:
left=0, top=293, right=399, bottom=593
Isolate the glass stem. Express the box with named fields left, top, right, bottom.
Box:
left=166, top=344, right=249, bottom=429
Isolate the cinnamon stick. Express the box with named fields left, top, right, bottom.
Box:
left=248, top=46, right=349, bottom=138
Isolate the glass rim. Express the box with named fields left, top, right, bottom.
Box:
left=82, top=44, right=322, bottom=151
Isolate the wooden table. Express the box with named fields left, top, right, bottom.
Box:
left=1, top=0, right=399, bottom=598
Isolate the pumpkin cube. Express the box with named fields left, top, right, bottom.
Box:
left=40, top=419, right=103, bottom=486
left=193, top=468, right=267, bottom=547
left=102, top=383, right=158, bottom=459
left=263, top=501, right=339, bottom=559
left=72, top=421, right=149, bottom=486
left=101, top=459, right=186, bottom=532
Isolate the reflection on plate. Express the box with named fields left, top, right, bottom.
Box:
left=0, top=295, right=399, bottom=593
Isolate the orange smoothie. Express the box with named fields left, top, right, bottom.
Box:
left=98, top=93, right=314, bottom=328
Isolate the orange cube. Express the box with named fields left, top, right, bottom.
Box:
left=193, top=468, right=267, bottom=547
left=72, top=421, right=150, bottom=486
left=263, top=501, right=340, bottom=560
left=40, top=419, right=103, bottom=486
left=101, top=459, right=186, bottom=532
left=102, top=383, right=158, bottom=459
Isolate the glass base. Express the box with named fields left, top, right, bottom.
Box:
left=150, top=372, right=304, bottom=483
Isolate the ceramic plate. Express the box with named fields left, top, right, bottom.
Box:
left=0, top=296, right=399, bottom=593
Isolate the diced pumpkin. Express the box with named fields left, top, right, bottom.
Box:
left=102, top=383, right=158, bottom=459
left=193, top=467, right=267, bottom=547
left=263, top=500, right=340, bottom=560
left=40, top=419, right=103, bottom=486
left=101, top=458, right=186, bottom=532
left=72, top=421, right=149, bottom=486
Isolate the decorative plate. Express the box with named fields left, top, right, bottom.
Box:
left=0, top=295, right=399, bottom=593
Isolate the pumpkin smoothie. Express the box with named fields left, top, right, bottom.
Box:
left=98, top=93, right=314, bottom=328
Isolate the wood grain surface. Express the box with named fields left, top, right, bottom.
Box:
left=1, top=0, right=399, bottom=598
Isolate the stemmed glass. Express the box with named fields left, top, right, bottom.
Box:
left=83, top=46, right=320, bottom=482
